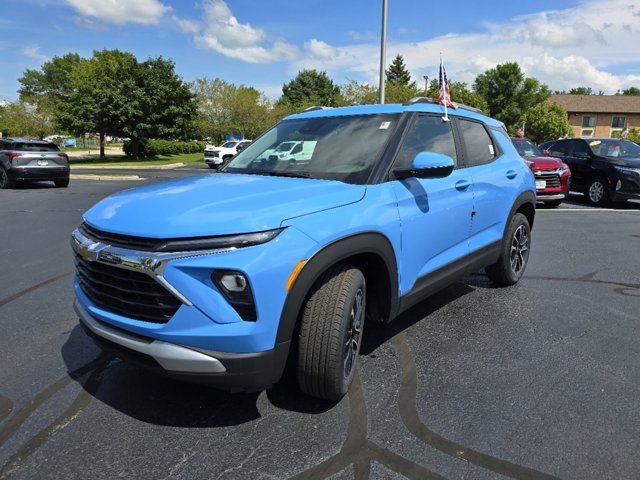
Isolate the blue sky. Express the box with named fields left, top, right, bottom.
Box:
left=2, top=0, right=640, bottom=100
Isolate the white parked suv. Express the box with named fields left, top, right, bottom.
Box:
left=204, top=140, right=252, bottom=169
left=259, top=140, right=317, bottom=163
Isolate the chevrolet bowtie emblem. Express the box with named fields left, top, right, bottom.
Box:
left=78, top=240, right=107, bottom=261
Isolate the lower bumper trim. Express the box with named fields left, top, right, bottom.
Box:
left=536, top=193, right=568, bottom=201
left=75, top=300, right=226, bottom=374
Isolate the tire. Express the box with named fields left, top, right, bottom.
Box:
left=545, top=200, right=562, bottom=208
left=586, top=177, right=611, bottom=206
left=54, top=178, right=70, bottom=188
left=297, top=264, right=366, bottom=401
left=486, top=213, right=531, bottom=286
left=0, top=168, right=15, bottom=189
left=207, top=164, right=217, bottom=169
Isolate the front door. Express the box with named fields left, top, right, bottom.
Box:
left=390, top=114, right=474, bottom=295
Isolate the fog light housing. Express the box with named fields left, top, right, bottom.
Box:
left=212, top=270, right=257, bottom=321
left=616, top=180, right=622, bottom=191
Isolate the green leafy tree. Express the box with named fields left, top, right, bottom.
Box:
left=0, top=102, right=54, bottom=138
left=622, top=87, right=640, bottom=96
left=612, top=128, right=640, bottom=142
left=386, top=54, right=414, bottom=87
left=18, top=53, right=83, bottom=129
left=59, top=50, right=196, bottom=157
left=569, top=87, right=594, bottom=95
left=473, top=62, right=550, bottom=131
left=280, top=70, right=340, bottom=110
left=337, top=80, right=378, bottom=106
left=425, top=79, right=489, bottom=113
left=518, top=102, right=572, bottom=144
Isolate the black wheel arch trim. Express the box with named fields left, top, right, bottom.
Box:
left=505, top=190, right=536, bottom=236
left=275, top=231, right=399, bottom=346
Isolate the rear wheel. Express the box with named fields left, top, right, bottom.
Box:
left=297, top=265, right=365, bottom=401
left=0, top=168, right=14, bottom=189
left=54, top=178, right=70, bottom=188
left=486, top=213, right=531, bottom=286
left=587, top=177, right=611, bottom=206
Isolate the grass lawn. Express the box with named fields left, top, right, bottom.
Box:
left=61, top=146, right=100, bottom=152
left=70, top=152, right=205, bottom=167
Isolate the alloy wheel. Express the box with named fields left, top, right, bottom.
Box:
left=510, top=224, right=529, bottom=275
left=589, top=181, right=605, bottom=203
left=0, top=169, right=7, bottom=189
left=343, top=288, right=364, bottom=378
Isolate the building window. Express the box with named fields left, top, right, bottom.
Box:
left=612, top=116, right=626, bottom=128
left=582, top=115, right=596, bottom=128
left=581, top=129, right=594, bottom=137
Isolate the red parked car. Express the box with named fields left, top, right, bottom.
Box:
left=512, top=137, right=571, bottom=207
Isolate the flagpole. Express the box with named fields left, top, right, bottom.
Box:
left=440, top=52, right=449, bottom=121
left=378, top=0, right=388, bottom=104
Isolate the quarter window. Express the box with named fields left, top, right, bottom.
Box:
left=394, top=115, right=457, bottom=169
left=457, top=119, right=496, bottom=166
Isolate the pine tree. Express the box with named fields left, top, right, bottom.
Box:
left=385, top=54, right=414, bottom=87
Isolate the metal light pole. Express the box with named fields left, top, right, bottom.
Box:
left=378, top=0, right=388, bottom=104
left=423, top=75, right=429, bottom=92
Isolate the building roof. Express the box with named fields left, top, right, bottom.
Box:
left=549, top=94, right=640, bottom=113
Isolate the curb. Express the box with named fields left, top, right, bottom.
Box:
left=70, top=174, right=144, bottom=181
left=70, top=162, right=185, bottom=170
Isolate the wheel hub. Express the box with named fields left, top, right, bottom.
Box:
left=510, top=225, right=529, bottom=275
left=589, top=181, right=604, bottom=203
left=344, top=289, right=364, bottom=378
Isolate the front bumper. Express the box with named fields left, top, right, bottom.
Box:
left=77, top=299, right=289, bottom=391
left=9, top=165, right=69, bottom=181
left=204, top=156, right=223, bottom=165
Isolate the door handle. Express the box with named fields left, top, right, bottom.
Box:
left=506, top=169, right=517, bottom=179
left=455, top=179, right=471, bottom=191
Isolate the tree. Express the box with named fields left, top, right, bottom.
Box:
left=569, top=87, right=594, bottom=95
left=518, top=102, right=572, bottom=144
left=425, top=79, right=489, bottom=113
left=280, top=70, right=340, bottom=110
left=386, top=54, right=414, bottom=87
left=337, top=80, right=378, bottom=106
left=623, top=87, right=640, bottom=96
left=473, top=62, right=550, bottom=131
left=0, top=102, right=53, bottom=139
left=59, top=50, right=196, bottom=157
left=18, top=53, right=83, bottom=129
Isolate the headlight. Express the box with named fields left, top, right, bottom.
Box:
left=614, top=166, right=640, bottom=176
left=559, top=164, right=569, bottom=173
left=159, top=228, right=284, bottom=252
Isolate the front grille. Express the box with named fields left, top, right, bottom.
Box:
left=204, top=151, right=219, bottom=157
left=79, top=223, right=165, bottom=251
left=74, top=252, right=182, bottom=323
left=535, top=172, right=561, bottom=188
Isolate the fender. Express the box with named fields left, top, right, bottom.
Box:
left=275, top=231, right=399, bottom=346
left=504, top=190, right=536, bottom=236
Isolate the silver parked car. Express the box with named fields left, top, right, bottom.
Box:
left=0, top=138, right=70, bottom=189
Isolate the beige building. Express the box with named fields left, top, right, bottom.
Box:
left=548, top=94, right=640, bottom=138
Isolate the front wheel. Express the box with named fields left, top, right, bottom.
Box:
left=587, top=177, right=611, bottom=206
left=297, top=265, right=366, bottom=401
left=486, top=213, right=531, bottom=286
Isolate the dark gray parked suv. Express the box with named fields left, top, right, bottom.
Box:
left=0, top=138, right=70, bottom=189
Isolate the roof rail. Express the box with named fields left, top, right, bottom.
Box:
left=403, top=97, right=438, bottom=105
left=301, top=106, right=333, bottom=112
left=457, top=103, right=484, bottom=114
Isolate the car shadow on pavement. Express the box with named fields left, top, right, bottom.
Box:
left=61, top=280, right=478, bottom=429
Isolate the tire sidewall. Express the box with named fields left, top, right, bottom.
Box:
left=500, top=213, right=531, bottom=284
left=0, top=168, right=8, bottom=189
left=337, top=274, right=366, bottom=395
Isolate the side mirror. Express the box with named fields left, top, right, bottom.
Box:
left=394, top=152, right=455, bottom=180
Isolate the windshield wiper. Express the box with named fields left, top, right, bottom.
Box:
left=256, top=171, right=313, bottom=179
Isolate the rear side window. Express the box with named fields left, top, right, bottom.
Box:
left=394, top=115, right=457, bottom=169
left=547, top=140, right=569, bottom=157
left=12, top=142, right=59, bottom=152
left=458, top=119, right=496, bottom=166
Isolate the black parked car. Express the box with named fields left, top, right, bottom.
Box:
left=539, top=138, right=640, bottom=206
left=0, top=138, right=70, bottom=189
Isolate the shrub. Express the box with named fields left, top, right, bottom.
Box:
left=123, top=139, right=205, bottom=157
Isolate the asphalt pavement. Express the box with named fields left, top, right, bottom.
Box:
left=1, top=169, right=639, bottom=479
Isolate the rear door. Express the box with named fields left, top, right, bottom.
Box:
left=391, top=114, right=473, bottom=290
left=456, top=118, right=514, bottom=253
left=565, top=139, right=593, bottom=190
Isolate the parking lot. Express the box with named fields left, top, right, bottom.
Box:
left=1, top=168, right=639, bottom=480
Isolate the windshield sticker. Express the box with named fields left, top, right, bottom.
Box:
left=589, top=140, right=601, bottom=146
left=379, top=121, right=391, bottom=130
left=489, top=144, right=495, bottom=155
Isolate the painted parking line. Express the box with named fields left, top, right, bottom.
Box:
left=70, top=174, right=144, bottom=181
left=539, top=208, right=640, bottom=212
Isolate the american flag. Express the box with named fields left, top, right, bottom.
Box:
left=437, top=55, right=458, bottom=112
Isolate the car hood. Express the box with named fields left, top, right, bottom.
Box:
left=83, top=173, right=365, bottom=238
left=525, top=156, right=564, bottom=169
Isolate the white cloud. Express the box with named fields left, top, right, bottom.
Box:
left=293, top=0, right=640, bottom=93
left=178, top=0, right=298, bottom=64
left=65, top=0, right=170, bottom=26
left=22, top=45, right=48, bottom=63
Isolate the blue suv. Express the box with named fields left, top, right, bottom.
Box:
left=72, top=99, right=536, bottom=400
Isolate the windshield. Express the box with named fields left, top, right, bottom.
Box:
left=513, top=140, right=542, bottom=157
left=275, top=142, right=296, bottom=152
left=222, top=142, right=238, bottom=148
left=222, top=114, right=399, bottom=184
left=588, top=139, right=640, bottom=159
left=13, top=142, right=59, bottom=152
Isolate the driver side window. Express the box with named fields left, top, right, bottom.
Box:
left=394, top=115, right=458, bottom=169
